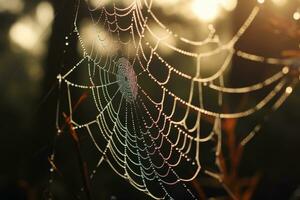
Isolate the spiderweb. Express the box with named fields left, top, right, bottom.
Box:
left=53, top=0, right=298, bottom=199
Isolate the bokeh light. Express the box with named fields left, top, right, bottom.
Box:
left=79, top=20, right=119, bottom=56
left=293, top=10, right=300, bottom=21
left=190, top=0, right=238, bottom=22
left=220, top=0, right=238, bottom=12
left=272, top=0, right=287, bottom=6
left=9, top=1, right=54, bottom=55
left=190, top=0, right=220, bottom=22
left=257, top=0, right=265, bottom=4
left=0, top=0, right=24, bottom=14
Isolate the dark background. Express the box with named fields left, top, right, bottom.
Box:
left=0, top=0, right=300, bottom=199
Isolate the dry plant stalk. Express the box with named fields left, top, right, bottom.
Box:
left=220, top=117, right=261, bottom=200
left=49, top=92, right=93, bottom=200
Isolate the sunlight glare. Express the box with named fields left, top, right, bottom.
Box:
left=257, top=0, right=265, bottom=4
left=220, top=0, right=238, bottom=12
left=271, top=0, right=287, bottom=6
left=191, top=0, right=220, bottom=22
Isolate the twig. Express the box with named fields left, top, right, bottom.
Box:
left=63, top=112, right=93, bottom=200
